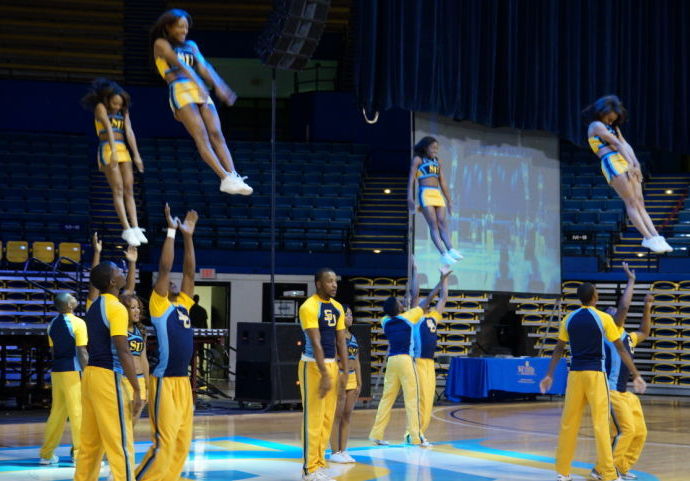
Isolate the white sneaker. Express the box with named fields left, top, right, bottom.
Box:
left=370, top=438, right=389, bottom=446
left=419, top=440, right=432, bottom=448
left=556, top=475, right=573, bottom=481
left=220, top=171, right=253, bottom=195
left=641, top=237, right=663, bottom=253
left=328, top=451, right=350, bottom=463
left=620, top=472, right=638, bottom=480
left=122, top=228, right=141, bottom=247
left=654, top=236, right=673, bottom=253
left=133, top=227, right=148, bottom=244
left=590, top=468, right=603, bottom=480
left=342, top=451, right=356, bottom=463
left=440, top=252, right=457, bottom=266
left=315, top=468, right=336, bottom=481
left=448, top=248, right=464, bottom=261
left=39, top=454, right=59, bottom=465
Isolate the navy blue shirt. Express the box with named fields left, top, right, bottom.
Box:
left=382, top=307, right=424, bottom=357
left=605, top=329, right=638, bottom=392
left=414, top=310, right=441, bottom=359
left=559, top=306, right=619, bottom=372
left=48, top=313, right=87, bottom=372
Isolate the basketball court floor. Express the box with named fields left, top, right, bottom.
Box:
left=0, top=398, right=686, bottom=480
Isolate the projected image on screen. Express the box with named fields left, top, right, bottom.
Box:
left=413, top=114, right=561, bottom=294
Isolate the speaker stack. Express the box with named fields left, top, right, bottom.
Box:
left=256, top=0, right=331, bottom=71
left=235, top=322, right=371, bottom=404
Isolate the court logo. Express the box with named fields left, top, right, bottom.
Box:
left=517, top=360, right=535, bottom=376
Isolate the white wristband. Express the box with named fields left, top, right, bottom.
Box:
left=167, top=228, right=177, bottom=239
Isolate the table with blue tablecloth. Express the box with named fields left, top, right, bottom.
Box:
left=445, top=356, right=568, bottom=401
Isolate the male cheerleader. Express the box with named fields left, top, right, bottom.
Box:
left=540, top=282, right=646, bottom=481
left=135, top=204, right=198, bottom=481
left=592, top=264, right=651, bottom=480
left=411, top=263, right=449, bottom=439
left=39, top=293, right=88, bottom=465
left=298, top=268, right=348, bottom=481
left=74, top=262, right=143, bottom=481
left=369, top=270, right=450, bottom=447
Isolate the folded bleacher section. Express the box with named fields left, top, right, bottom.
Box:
left=141, top=139, right=366, bottom=252
left=514, top=280, right=690, bottom=392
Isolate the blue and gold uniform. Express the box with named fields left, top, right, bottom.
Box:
left=588, top=124, right=628, bottom=184
left=95, top=111, right=131, bottom=167
left=601, top=328, right=647, bottom=475
left=155, top=40, right=214, bottom=112
left=135, top=291, right=194, bottom=481
left=342, top=333, right=359, bottom=391
left=416, top=157, right=446, bottom=208
left=413, top=309, right=441, bottom=433
left=127, top=326, right=148, bottom=401
left=555, top=306, right=621, bottom=481
left=298, top=294, right=345, bottom=476
left=40, top=313, right=87, bottom=461
left=75, top=294, right=135, bottom=481
left=369, top=306, right=425, bottom=444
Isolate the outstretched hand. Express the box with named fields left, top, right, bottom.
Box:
left=92, top=232, right=102, bottom=253
left=123, top=245, right=138, bottom=263
left=164, top=203, right=178, bottom=229
left=622, top=262, right=635, bottom=281
left=644, top=292, right=654, bottom=304
left=179, top=210, right=199, bottom=236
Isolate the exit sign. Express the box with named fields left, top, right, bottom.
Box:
left=200, top=268, right=216, bottom=279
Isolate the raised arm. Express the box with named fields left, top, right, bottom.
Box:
left=407, top=156, right=421, bottom=211
left=614, top=262, right=636, bottom=327
left=418, top=271, right=451, bottom=312
left=123, top=246, right=138, bottom=295
left=178, top=210, right=198, bottom=298
left=87, top=232, right=102, bottom=302
left=153, top=203, right=179, bottom=298
left=189, top=41, right=237, bottom=106
left=406, top=256, right=420, bottom=308
left=154, top=38, right=208, bottom=98
left=94, top=103, right=120, bottom=168
left=635, top=293, right=653, bottom=344
left=435, top=270, right=450, bottom=315
left=124, top=112, right=144, bottom=173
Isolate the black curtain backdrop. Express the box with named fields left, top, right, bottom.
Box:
left=355, top=0, right=690, bottom=155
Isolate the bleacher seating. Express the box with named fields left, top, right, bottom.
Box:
left=0, top=132, right=91, bottom=247
left=141, top=138, right=366, bottom=252
left=514, top=279, right=690, bottom=391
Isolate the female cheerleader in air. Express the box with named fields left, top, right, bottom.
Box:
left=82, top=79, right=147, bottom=247
left=584, top=95, right=672, bottom=253
left=329, top=305, right=361, bottom=464
left=151, top=9, right=252, bottom=196
left=408, top=136, right=463, bottom=266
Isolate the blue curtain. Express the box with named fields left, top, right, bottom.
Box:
left=355, top=0, right=690, bottom=154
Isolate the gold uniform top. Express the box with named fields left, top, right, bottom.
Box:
left=299, top=294, right=346, bottom=361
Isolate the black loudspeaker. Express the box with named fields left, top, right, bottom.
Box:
left=256, top=0, right=331, bottom=71
left=235, top=322, right=371, bottom=403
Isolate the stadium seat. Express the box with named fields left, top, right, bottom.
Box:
left=32, top=241, right=55, bottom=264
left=58, top=242, right=81, bottom=264
left=6, top=241, right=29, bottom=264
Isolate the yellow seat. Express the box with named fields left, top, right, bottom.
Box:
left=58, top=242, right=81, bottom=263
left=652, top=293, right=677, bottom=303
left=32, top=241, right=55, bottom=264
left=651, top=280, right=679, bottom=291
left=678, top=376, right=690, bottom=385
left=653, top=317, right=678, bottom=327
left=6, top=241, right=29, bottom=264
left=652, top=351, right=677, bottom=361
left=652, top=363, right=678, bottom=373
left=350, top=277, right=373, bottom=286
left=652, top=375, right=676, bottom=385
left=677, top=280, right=690, bottom=291
left=652, top=328, right=679, bottom=339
